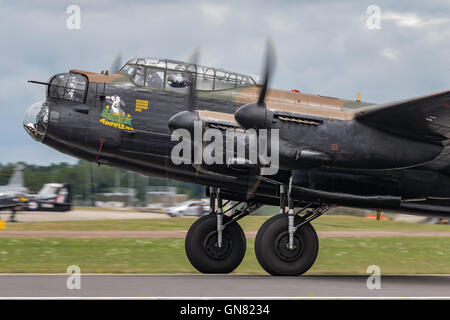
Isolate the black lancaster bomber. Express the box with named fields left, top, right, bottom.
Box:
left=25, top=41, right=450, bottom=276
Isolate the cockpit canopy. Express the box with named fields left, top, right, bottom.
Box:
left=119, top=58, right=256, bottom=91
left=48, top=73, right=87, bottom=103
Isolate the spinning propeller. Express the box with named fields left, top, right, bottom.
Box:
left=168, top=49, right=200, bottom=133
left=109, top=53, right=123, bottom=74
left=234, top=38, right=277, bottom=130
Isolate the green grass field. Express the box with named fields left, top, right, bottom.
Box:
left=0, top=237, right=448, bottom=274
left=4, top=215, right=450, bottom=232
left=0, top=215, right=449, bottom=274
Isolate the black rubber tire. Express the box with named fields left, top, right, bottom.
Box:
left=255, top=214, right=319, bottom=276
left=185, top=215, right=246, bottom=274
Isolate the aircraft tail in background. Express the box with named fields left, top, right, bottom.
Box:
left=6, top=164, right=24, bottom=188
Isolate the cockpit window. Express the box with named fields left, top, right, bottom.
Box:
left=215, top=70, right=236, bottom=90
left=127, top=65, right=145, bottom=86
left=48, top=73, right=87, bottom=103
left=165, top=62, right=196, bottom=93
left=196, top=68, right=214, bottom=91
left=119, top=58, right=256, bottom=92
left=166, top=70, right=192, bottom=92
left=145, top=68, right=164, bottom=89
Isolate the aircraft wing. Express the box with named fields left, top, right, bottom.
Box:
left=0, top=203, right=20, bottom=210
left=355, top=90, right=450, bottom=143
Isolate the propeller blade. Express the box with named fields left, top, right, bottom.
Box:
left=109, top=53, right=123, bottom=74
left=258, top=38, right=276, bottom=105
left=186, top=48, right=200, bottom=111
left=234, top=38, right=277, bottom=129
left=169, top=48, right=201, bottom=132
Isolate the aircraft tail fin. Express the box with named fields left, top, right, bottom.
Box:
left=7, top=165, right=24, bottom=188
left=55, top=184, right=72, bottom=205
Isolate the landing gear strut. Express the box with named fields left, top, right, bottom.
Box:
left=9, top=208, right=17, bottom=223
left=254, top=183, right=331, bottom=276
left=185, top=187, right=260, bottom=274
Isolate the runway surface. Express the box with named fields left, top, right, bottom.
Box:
left=0, top=274, right=448, bottom=298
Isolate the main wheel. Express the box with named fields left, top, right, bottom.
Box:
left=185, top=215, right=246, bottom=274
left=255, top=214, right=318, bottom=276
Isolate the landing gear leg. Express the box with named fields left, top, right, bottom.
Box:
left=255, top=183, right=332, bottom=276
left=287, top=184, right=295, bottom=250
left=279, top=184, right=286, bottom=215
left=209, top=186, right=216, bottom=214
left=9, top=208, right=17, bottom=223
left=208, top=186, right=225, bottom=248
left=216, top=190, right=224, bottom=248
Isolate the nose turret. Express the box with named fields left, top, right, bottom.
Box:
left=23, top=101, right=48, bottom=141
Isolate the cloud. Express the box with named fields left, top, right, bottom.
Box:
left=381, top=48, right=400, bottom=60
left=383, top=11, right=450, bottom=28
left=266, top=16, right=297, bottom=33
left=200, top=2, right=231, bottom=27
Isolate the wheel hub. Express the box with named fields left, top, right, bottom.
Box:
left=203, top=231, right=232, bottom=260
left=274, top=232, right=304, bottom=262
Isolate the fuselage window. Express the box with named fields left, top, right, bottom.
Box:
left=145, top=68, right=164, bottom=89
left=48, top=73, right=87, bottom=103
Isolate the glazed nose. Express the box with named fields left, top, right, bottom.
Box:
left=23, top=101, right=48, bottom=141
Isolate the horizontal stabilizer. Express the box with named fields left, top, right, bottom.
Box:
left=355, top=90, right=450, bottom=142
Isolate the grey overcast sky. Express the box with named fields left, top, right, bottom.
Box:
left=0, top=0, right=449, bottom=165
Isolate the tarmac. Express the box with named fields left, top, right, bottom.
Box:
left=0, top=274, right=448, bottom=298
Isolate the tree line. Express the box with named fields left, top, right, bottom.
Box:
left=0, top=161, right=205, bottom=202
